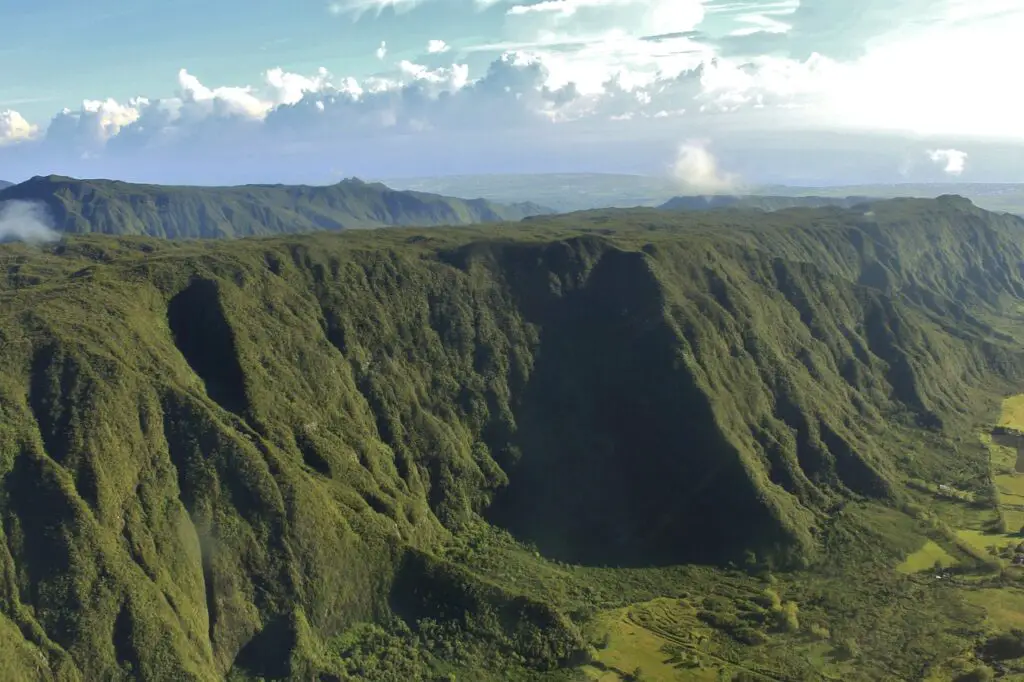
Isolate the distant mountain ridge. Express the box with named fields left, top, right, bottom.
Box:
left=385, top=173, right=1024, bottom=215
left=0, top=175, right=553, bottom=239
left=0, top=180, right=12, bottom=190
left=658, top=194, right=874, bottom=212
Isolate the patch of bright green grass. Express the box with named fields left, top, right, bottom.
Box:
left=587, top=603, right=720, bottom=682
left=1000, top=395, right=1024, bottom=431
left=982, top=428, right=1024, bottom=534
left=897, top=541, right=958, bottom=574
left=956, top=529, right=1018, bottom=555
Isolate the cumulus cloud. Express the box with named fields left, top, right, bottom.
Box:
left=671, top=140, right=740, bottom=194
left=0, top=200, right=59, bottom=243
left=376, top=41, right=388, bottom=60
left=265, top=67, right=333, bottom=106
left=0, top=110, right=39, bottom=145
left=45, top=98, right=144, bottom=153
left=927, top=148, right=968, bottom=175
left=427, top=39, right=450, bottom=53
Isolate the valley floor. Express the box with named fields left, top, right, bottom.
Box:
left=540, top=392, right=1024, bottom=681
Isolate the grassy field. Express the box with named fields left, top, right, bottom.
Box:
left=584, top=602, right=716, bottom=681
left=963, top=588, right=1024, bottom=631
left=969, top=398, right=1024, bottom=547
left=897, top=541, right=958, bottom=574
left=1000, top=395, right=1024, bottom=430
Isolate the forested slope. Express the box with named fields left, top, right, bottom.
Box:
left=0, top=196, right=1023, bottom=679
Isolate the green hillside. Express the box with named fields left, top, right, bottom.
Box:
left=2, top=196, right=1024, bottom=680
left=658, top=195, right=873, bottom=212
left=0, top=175, right=552, bottom=239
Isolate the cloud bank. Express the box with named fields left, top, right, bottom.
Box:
left=0, top=53, right=841, bottom=173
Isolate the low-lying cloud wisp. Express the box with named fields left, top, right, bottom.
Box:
left=671, top=140, right=741, bottom=195
left=0, top=200, right=60, bottom=243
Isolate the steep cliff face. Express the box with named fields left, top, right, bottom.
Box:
left=0, top=198, right=1023, bottom=679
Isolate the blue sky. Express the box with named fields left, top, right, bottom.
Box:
left=0, top=0, right=1021, bottom=187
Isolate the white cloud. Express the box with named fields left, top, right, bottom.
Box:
left=507, top=0, right=596, bottom=17
left=0, top=110, right=39, bottom=145
left=376, top=41, right=388, bottom=60
left=328, top=0, right=425, bottom=16
left=45, top=98, right=144, bottom=153
left=265, top=67, right=332, bottom=105
left=427, top=39, right=450, bottom=53
left=397, top=60, right=470, bottom=90
left=927, top=148, right=968, bottom=175
left=0, top=200, right=58, bottom=243
left=504, top=0, right=706, bottom=35
left=177, top=68, right=270, bottom=118
left=671, top=140, right=740, bottom=193
left=728, top=12, right=792, bottom=37
left=252, top=52, right=580, bottom=140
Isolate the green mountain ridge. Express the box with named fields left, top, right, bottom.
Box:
left=385, top=173, right=1024, bottom=215
left=0, top=175, right=553, bottom=239
left=1, top=196, right=1024, bottom=679
left=658, top=195, right=874, bottom=212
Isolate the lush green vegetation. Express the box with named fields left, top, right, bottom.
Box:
left=2, top=196, right=1024, bottom=679
left=0, top=175, right=552, bottom=239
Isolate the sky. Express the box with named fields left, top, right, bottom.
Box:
left=0, top=0, right=1021, bottom=187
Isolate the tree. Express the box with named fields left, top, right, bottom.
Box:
left=837, top=637, right=861, bottom=660
left=778, top=601, right=799, bottom=633
left=955, top=665, right=995, bottom=682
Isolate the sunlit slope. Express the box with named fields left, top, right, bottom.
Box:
left=0, top=197, right=1023, bottom=679
left=0, top=175, right=553, bottom=239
